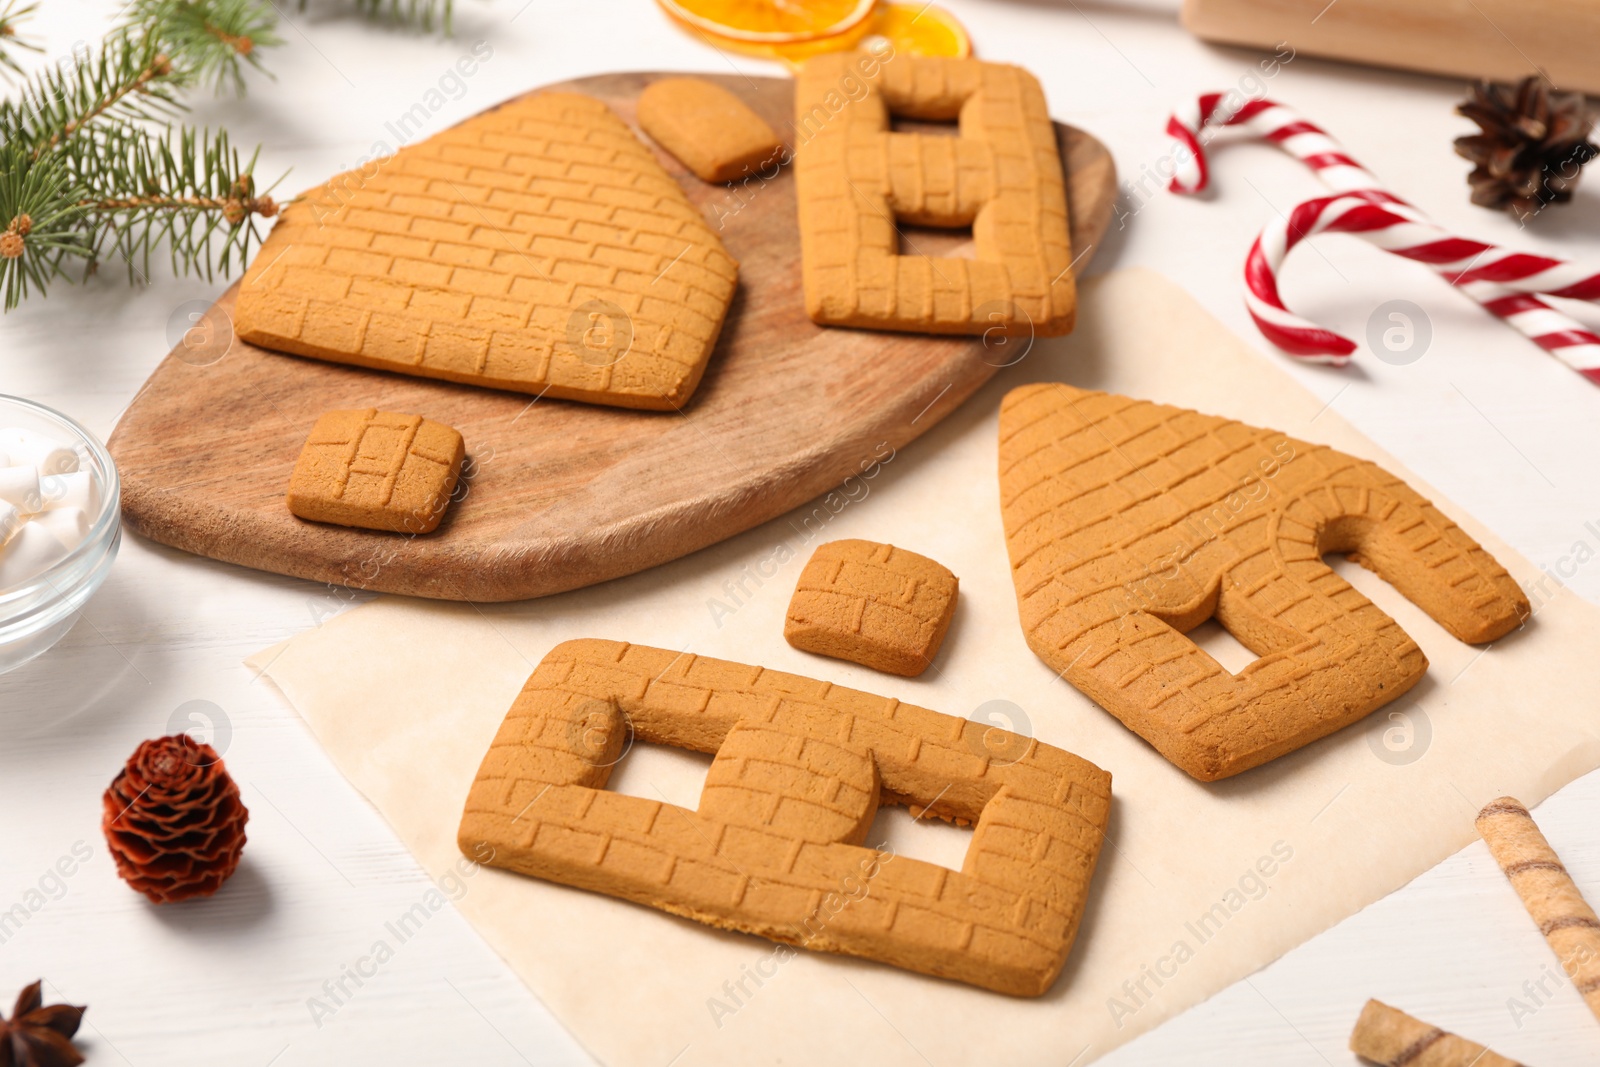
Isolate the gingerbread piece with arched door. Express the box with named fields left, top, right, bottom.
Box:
left=999, top=383, right=1529, bottom=782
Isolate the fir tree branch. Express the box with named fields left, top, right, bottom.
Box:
left=37, top=51, right=175, bottom=155
left=124, top=0, right=282, bottom=95
left=317, top=0, right=456, bottom=34
left=0, top=33, right=188, bottom=156
left=0, top=142, right=92, bottom=309
left=65, top=122, right=277, bottom=285
left=0, top=2, right=43, bottom=80
left=0, top=0, right=464, bottom=311
left=0, top=21, right=276, bottom=308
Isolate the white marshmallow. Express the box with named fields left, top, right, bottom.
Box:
left=0, top=522, right=69, bottom=590
left=31, top=507, right=89, bottom=551
left=0, top=501, right=22, bottom=545
left=36, top=470, right=96, bottom=514
left=0, top=465, right=41, bottom=512
left=0, top=428, right=79, bottom=476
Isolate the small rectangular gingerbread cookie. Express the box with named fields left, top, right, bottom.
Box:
left=638, top=76, right=784, bottom=184
left=287, top=409, right=465, bottom=534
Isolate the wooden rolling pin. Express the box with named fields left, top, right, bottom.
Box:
left=1183, top=0, right=1600, bottom=94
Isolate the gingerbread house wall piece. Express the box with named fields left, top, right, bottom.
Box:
left=236, top=93, right=739, bottom=410
left=459, top=638, right=1111, bottom=996
left=794, top=53, right=1075, bottom=337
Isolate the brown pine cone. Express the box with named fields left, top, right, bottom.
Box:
left=1455, top=76, right=1598, bottom=217
left=101, top=735, right=248, bottom=904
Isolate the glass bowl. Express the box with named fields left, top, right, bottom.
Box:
left=0, top=395, right=121, bottom=675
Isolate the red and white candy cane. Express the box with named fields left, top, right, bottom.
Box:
left=1165, top=93, right=1600, bottom=383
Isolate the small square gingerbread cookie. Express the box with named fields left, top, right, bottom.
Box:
left=287, top=409, right=465, bottom=534
left=784, top=539, right=958, bottom=676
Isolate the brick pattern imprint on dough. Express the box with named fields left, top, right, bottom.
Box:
left=459, top=639, right=1111, bottom=996
left=794, top=54, right=1075, bottom=337
left=785, top=539, right=959, bottom=676
left=235, top=93, right=739, bottom=410
left=286, top=408, right=465, bottom=534
left=998, top=384, right=1529, bottom=782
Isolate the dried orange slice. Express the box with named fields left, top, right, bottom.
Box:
left=853, top=2, right=971, bottom=60
left=657, top=0, right=875, bottom=43
left=669, top=3, right=972, bottom=66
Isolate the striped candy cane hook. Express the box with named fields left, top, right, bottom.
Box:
left=1166, top=94, right=1600, bottom=383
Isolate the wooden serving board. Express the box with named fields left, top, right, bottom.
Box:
left=108, top=71, right=1116, bottom=602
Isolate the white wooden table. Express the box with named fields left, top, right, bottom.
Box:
left=4, top=1, right=1599, bottom=1063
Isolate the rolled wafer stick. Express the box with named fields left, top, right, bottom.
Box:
left=1349, top=999, right=1523, bottom=1066
left=1477, top=795, right=1600, bottom=1023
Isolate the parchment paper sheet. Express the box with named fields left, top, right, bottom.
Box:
left=248, top=269, right=1600, bottom=1066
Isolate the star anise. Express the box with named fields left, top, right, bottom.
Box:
left=0, top=981, right=85, bottom=1067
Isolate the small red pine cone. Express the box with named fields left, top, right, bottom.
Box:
left=102, top=735, right=249, bottom=904
left=0, top=231, right=22, bottom=260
